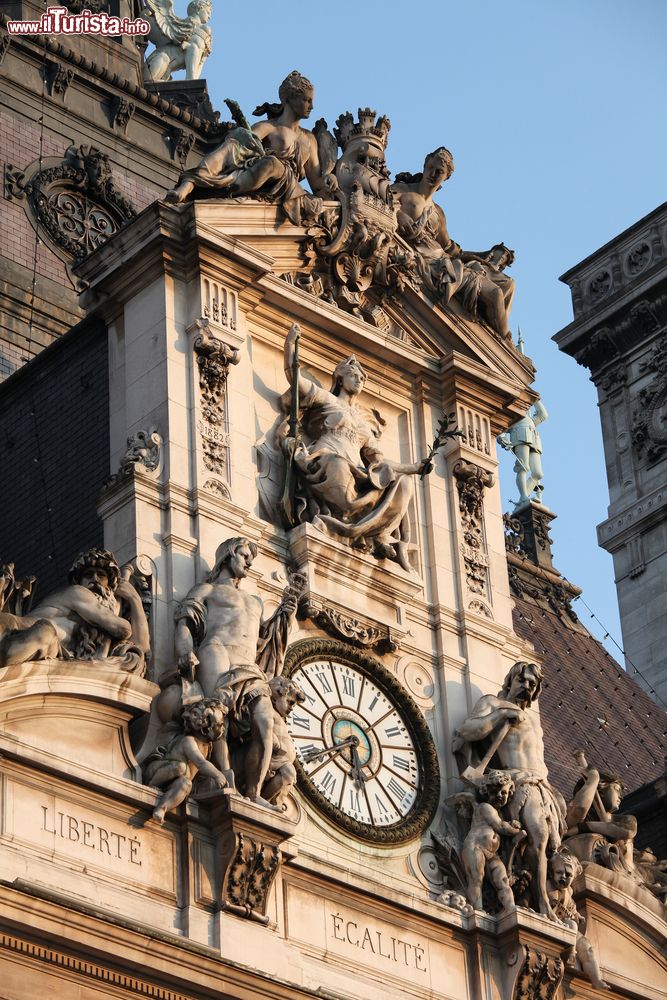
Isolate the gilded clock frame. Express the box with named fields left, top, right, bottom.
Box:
left=283, top=638, right=440, bottom=846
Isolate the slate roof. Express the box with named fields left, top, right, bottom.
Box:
left=511, top=588, right=667, bottom=800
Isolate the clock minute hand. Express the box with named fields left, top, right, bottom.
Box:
left=350, top=745, right=368, bottom=786
left=302, top=736, right=358, bottom=764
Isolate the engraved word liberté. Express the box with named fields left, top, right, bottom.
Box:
left=41, top=806, right=142, bottom=865
left=330, top=912, right=427, bottom=973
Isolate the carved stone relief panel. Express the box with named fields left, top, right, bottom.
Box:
left=191, top=319, right=240, bottom=495
left=453, top=460, right=494, bottom=601
left=631, top=334, right=667, bottom=465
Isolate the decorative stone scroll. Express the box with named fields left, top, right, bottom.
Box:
left=453, top=460, right=493, bottom=596
left=193, top=321, right=239, bottom=483
left=300, top=595, right=398, bottom=654
left=4, top=144, right=136, bottom=286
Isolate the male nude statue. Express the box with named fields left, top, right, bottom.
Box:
left=174, top=536, right=297, bottom=809
left=0, top=548, right=149, bottom=670
left=452, top=661, right=567, bottom=920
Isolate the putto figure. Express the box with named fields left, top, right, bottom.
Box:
left=448, top=770, right=526, bottom=915
left=143, top=0, right=212, bottom=83
left=393, top=147, right=515, bottom=339
left=166, top=71, right=334, bottom=224
left=281, top=323, right=431, bottom=571
left=0, top=548, right=150, bottom=674
left=452, top=661, right=567, bottom=920
left=174, top=536, right=299, bottom=809
left=144, top=695, right=230, bottom=824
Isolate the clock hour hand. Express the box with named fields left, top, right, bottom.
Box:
left=302, top=735, right=359, bottom=764
left=349, top=744, right=368, bottom=786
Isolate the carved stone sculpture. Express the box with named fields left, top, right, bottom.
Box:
left=106, top=428, right=161, bottom=487
left=561, top=750, right=667, bottom=908
left=513, top=946, right=564, bottom=1000
left=5, top=144, right=136, bottom=281
left=498, top=399, right=548, bottom=507
left=0, top=561, right=36, bottom=617
left=166, top=71, right=334, bottom=225
left=193, top=322, right=239, bottom=483
left=447, top=770, right=526, bottom=915
left=547, top=851, right=610, bottom=991
left=453, top=460, right=494, bottom=596
left=173, top=536, right=299, bottom=809
left=393, top=147, right=516, bottom=339
left=235, top=675, right=306, bottom=811
left=303, top=109, right=414, bottom=320
left=279, top=323, right=430, bottom=571
left=143, top=0, right=212, bottom=83
left=0, top=548, right=150, bottom=675
left=143, top=695, right=230, bottom=823
left=452, top=661, right=567, bottom=920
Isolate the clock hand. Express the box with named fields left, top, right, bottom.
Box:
left=302, top=736, right=359, bottom=764
left=350, top=745, right=368, bottom=786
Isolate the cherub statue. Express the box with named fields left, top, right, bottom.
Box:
left=143, top=695, right=230, bottom=824
left=448, top=770, right=526, bottom=915
left=166, top=71, right=335, bottom=224
left=234, top=675, right=306, bottom=810
left=143, top=0, right=212, bottom=83
left=547, top=851, right=610, bottom=991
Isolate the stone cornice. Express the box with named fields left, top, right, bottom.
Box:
left=597, top=484, right=667, bottom=552
left=0, top=18, right=221, bottom=139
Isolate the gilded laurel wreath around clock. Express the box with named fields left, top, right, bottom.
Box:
left=283, top=639, right=440, bottom=845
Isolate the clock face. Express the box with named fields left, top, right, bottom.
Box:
left=284, top=639, right=440, bottom=845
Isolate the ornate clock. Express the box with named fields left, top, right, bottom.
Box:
left=283, top=639, right=440, bottom=845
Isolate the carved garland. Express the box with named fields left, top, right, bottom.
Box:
left=193, top=322, right=240, bottom=487
left=283, top=638, right=440, bottom=846
left=453, top=460, right=494, bottom=597
left=300, top=597, right=398, bottom=654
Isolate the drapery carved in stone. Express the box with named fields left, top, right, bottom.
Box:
left=453, top=460, right=494, bottom=597
left=4, top=144, right=136, bottom=286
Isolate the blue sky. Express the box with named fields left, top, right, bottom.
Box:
left=197, top=0, right=667, bottom=662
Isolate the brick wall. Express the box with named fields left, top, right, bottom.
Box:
left=0, top=320, right=109, bottom=598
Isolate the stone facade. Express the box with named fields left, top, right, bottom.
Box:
left=0, top=24, right=665, bottom=1000
left=554, top=202, right=667, bottom=707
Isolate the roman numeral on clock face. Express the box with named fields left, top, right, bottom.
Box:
left=342, top=675, right=355, bottom=697
left=320, top=771, right=337, bottom=797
